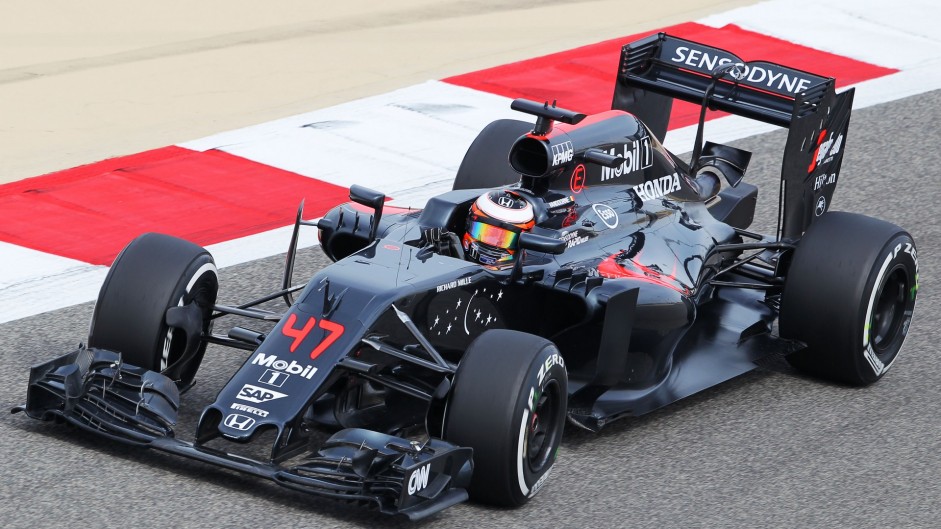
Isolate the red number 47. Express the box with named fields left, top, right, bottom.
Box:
left=280, top=313, right=345, bottom=360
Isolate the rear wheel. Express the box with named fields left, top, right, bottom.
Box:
left=780, top=212, right=918, bottom=385
left=452, top=119, right=531, bottom=190
left=444, top=329, right=567, bottom=506
left=88, top=233, right=218, bottom=388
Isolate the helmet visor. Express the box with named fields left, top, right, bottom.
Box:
left=467, top=219, right=519, bottom=249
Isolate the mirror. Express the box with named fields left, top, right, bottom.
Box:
left=519, top=232, right=566, bottom=255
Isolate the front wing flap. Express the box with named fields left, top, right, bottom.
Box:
left=278, top=428, right=473, bottom=519
left=15, top=347, right=180, bottom=444
left=14, top=349, right=473, bottom=520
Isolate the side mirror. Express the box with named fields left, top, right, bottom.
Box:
left=348, top=184, right=386, bottom=240
left=519, top=232, right=566, bottom=255
left=509, top=232, right=566, bottom=283
left=349, top=184, right=385, bottom=211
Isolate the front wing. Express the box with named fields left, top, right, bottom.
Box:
left=12, top=347, right=473, bottom=520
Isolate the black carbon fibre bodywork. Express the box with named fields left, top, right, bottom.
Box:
left=17, top=33, right=862, bottom=519
left=310, top=159, right=779, bottom=432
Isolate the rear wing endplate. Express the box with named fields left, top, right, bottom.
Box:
left=613, top=32, right=856, bottom=239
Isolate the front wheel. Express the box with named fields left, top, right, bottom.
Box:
left=444, top=329, right=567, bottom=506
left=88, top=233, right=218, bottom=388
left=780, top=212, right=918, bottom=385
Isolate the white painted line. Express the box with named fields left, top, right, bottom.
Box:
left=0, top=227, right=323, bottom=325
left=206, top=223, right=320, bottom=269
left=0, top=242, right=108, bottom=324
left=4, top=0, right=941, bottom=324
left=182, top=81, right=520, bottom=207
left=699, top=0, right=941, bottom=70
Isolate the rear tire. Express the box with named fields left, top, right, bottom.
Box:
left=452, top=119, right=531, bottom=190
left=780, top=212, right=918, bottom=385
left=444, top=329, right=567, bottom=506
left=88, top=233, right=218, bottom=388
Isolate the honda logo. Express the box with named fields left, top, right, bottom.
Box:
left=224, top=413, right=255, bottom=431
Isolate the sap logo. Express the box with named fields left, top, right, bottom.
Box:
left=236, top=384, right=288, bottom=404
left=551, top=141, right=574, bottom=166
left=592, top=204, right=618, bottom=229
left=537, top=353, right=566, bottom=386
left=223, top=413, right=255, bottom=431
left=600, top=138, right=652, bottom=181
left=633, top=173, right=681, bottom=202
left=251, top=352, right=317, bottom=379
left=407, top=464, right=431, bottom=495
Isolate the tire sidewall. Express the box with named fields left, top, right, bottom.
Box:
left=444, top=330, right=568, bottom=506
left=781, top=213, right=919, bottom=385
left=851, top=233, right=918, bottom=383
left=506, top=346, right=566, bottom=503
left=162, top=256, right=218, bottom=373
left=89, top=233, right=218, bottom=381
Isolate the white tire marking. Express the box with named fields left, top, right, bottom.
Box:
left=517, top=408, right=530, bottom=497
left=161, top=261, right=218, bottom=371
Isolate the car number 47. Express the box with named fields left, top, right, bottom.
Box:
left=280, top=313, right=345, bottom=360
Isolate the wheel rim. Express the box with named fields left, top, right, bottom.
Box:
left=871, top=265, right=909, bottom=359
left=526, top=379, right=562, bottom=473
left=162, top=267, right=217, bottom=371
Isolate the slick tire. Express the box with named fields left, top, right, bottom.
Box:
left=88, top=233, right=218, bottom=388
left=452, top=119, right=532, bottom=190
left=444, top=330, right=567, bottom=506
left=780, top=212, right=918, bottom=385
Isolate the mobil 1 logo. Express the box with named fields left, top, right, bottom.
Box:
left=251, top=352, right=318, bottom=386
left=259, top=369, right=289, bottom=387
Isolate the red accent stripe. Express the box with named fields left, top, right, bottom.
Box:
left=443, top=22, right=897, bottom=129
left=0, top=146, right=350, bottom=265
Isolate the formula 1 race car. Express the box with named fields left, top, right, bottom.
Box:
left=15, top=33, right=918, bottom=520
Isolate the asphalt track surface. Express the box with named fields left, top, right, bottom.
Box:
left=3, top=91, right=939, bottom=528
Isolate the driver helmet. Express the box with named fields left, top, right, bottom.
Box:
left=463, top=190, right=535, bottom=268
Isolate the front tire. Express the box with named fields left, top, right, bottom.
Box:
left=88, top=233, right=218, bottom=388
left=444, top=330, right=567, bottom=506
left=780, top=212, right=918, bottom=385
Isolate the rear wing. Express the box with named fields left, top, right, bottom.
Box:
left=613, top=32, right=855, bottom=239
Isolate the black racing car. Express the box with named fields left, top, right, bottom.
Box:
left=15, top=33, right=918, bottom=520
